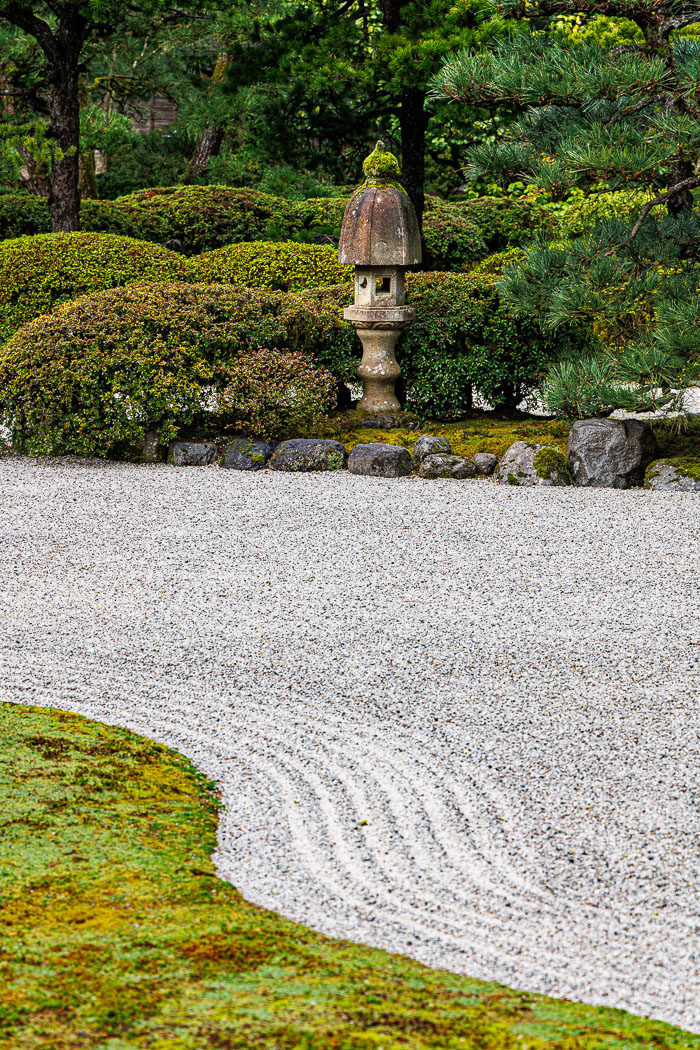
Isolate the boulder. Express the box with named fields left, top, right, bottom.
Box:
left=645, top=459, right=700, bottom=492
left=221, top=438, right=273, bottom=471
left=472, top=452, right=498, bottom=476
left=168, top=441, right=217, bottom=467
left=412, top=434, right=451, bottom=463
left=348, top=442, right=414, bottom=478
left=270, top=438, right=347, bottom=472
left=567, top=418, right=659, bottom=488
left=419, top=454, right=476, bottom=480
left=496, top=441, right=570, bottom=487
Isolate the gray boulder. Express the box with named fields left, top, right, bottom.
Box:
left=567, top=418, right=659, bottom=488
left=168, top=441, right=217, bottom=467
left=472, top=452, right=498, bottom=476
left=419, top=454, right=476, bottom=480
left=412, top=434, right=451, bottom=463
left=221, top=438, right=273, bottom=471
left=270, top=438, right=346, bottom=472
left=496, top=441, right=570, bottom=487
left=645, top=459, right=700, bottom=492
left=348, top=442, right=414, bottom=478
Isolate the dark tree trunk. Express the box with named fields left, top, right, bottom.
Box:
left=49, top=62, right=81, bottom=231
left=185, top=50, right=230, bottom=184
left=399, top=86, right=428, bottom=231
left=185, top=124, right=225, bottom=184
left=0, top=7, right=86, bottom=230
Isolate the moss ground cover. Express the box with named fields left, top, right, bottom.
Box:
left=1, top=702, right=698, bottom=1050
left=313, top=413, right=699, bottom=467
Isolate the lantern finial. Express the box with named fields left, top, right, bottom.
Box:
left=362, top=140, right=402, bottom=184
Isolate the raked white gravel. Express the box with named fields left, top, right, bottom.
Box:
left=1, top=455, right=699, bottom=1031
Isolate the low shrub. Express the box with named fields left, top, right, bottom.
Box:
left=0, top=194, right=51, bottom=239
left=218, top=347, right=336, bottom=440
left=547, top=187, right=654, bottom=239
left=0, top=232, right=191, bottom=344
left=422, top=198, right=486, bottom=269
left=305, top=273, right=580, bottom=417
left=195, top=241, right=351, bottom=290
left=471, top=247, right=527, bottom=277
left=446, top=196, right=554, bottom=253
left=0, top=271, right=582, bottom=456
left=0, top=282, right=345, bottom=458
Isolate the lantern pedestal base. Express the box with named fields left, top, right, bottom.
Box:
left=355, top=326, right=403, bottom=414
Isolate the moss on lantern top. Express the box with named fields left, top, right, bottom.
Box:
left=362, top=141, right=405, bottom=190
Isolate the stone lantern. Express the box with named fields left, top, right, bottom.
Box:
left=338, top=142, right=422, bottom=414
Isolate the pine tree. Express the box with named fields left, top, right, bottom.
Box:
left=433, top=0, right=700, bottom=417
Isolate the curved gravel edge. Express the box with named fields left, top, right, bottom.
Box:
left=0, top=456, right=698, bottom=1032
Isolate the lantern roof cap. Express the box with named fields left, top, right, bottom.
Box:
left=338, top=141, right=422, bottom=267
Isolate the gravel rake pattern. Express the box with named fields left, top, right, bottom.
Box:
left=0, top=457, right=698, bottom=1031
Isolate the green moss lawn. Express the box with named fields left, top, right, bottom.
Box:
left=312, top=412, right=700, bottom=464
left=1, top=703, right=698, bottom=1049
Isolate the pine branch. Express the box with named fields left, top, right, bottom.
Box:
left=0, top=3, right=57, bottom=59
left=628, top=176, right=700, bottom=239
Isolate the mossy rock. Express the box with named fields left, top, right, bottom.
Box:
left=644, top=457, right=700, bottom=491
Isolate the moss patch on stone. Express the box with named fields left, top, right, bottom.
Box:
left=534, top=446, right=570, bottom=483
left=2, top=702, right=698, bottom=1049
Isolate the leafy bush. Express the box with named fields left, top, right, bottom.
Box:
left=0, top=282, right=344, bottom=458
left=0, top=232, right=191, bottom=344
left=218, top=347, right=336, bottom=440
left=547, top=188, right=654, bottom=239
left=0, top=194, right=51, bottom=239
left=471, top=247, right=527, bottom=277
left=422, top=198, right=486, bottom=269
left=104, top=186, right=348, bottom=254
left=195, top=241, right=351, bottom=290
left=452, top=195, right=554, bottom=252
left=305, top=273, right=580, bottom=417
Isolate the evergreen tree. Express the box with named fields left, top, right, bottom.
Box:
left=219, top=0, right=496, bottom=224
left=0, top=2, right=214, bottom=230
left=433, top=1, right=700, bottom=417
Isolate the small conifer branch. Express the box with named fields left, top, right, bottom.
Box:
left=661, top=13, right=700, bottom=39
left=628, top=176, right=700, bottom=240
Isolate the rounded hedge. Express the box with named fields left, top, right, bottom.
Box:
left=301, top=273, right=580, bottom=417
left=104, top=186, right=348, bottom=255
left=0, top=282, right=345, bottom=458
left=0, top=232, right=192, bottom=344
left=194, top=241, right=351, bottom=290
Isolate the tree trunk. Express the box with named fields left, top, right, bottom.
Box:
left=185, top=51, right=230, bottom=184
left=48, top=62, right=81, bottom=231
left=399, top=86, right=428, bottom=231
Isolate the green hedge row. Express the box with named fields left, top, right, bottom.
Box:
left=0, top=272, right=576, bottom=457
left=0, top=185, right=553, bottom=267
left=0, top=233, right=190, bottom=345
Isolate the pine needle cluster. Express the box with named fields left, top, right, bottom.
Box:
left=433, top=0, right=700, bottom=417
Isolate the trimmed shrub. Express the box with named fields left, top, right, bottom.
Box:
left=457, top=195, right=554, bottom=252
left=0, top=282, right=345, bottom=458
left=195, top=241, right=351, bottom=290
left=304, top=273, right=579, bottom=417
left=104, top=186, right=348, bottom=254
left=0, top=194, right=51, bottom=239
left=0, top=232, right=192, bottom=344
left=471, top=247, right=527, bottom=277
left=218, top=347, right=336, bottom=440
left=422, top=199, right=486, bottom=270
